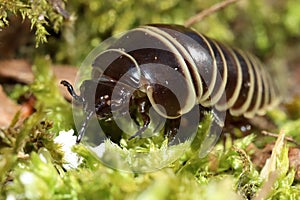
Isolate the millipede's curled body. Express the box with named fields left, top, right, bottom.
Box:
left=61, top=24, right=280, bottom=144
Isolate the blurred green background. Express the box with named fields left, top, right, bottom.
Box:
left=1, top=0, right=299, bottom=98
left=1, top=0, right=300, bottom=68
left=1, top=0, right=300, bottom=199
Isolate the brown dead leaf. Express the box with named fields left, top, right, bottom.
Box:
left=288, top=147, right=300, bottom=180
left=0, top=59, right=78, bottom=101
left=251, top=143, right=274, bottom=169
left=251, top=141, right=300, bottom=181
left=0, top=60, right=33, bottom=84
left=0, top=85, right=21, bottom=128
left=0, top=86, right=38, bottom=128
left=0, top=59, right=79, bottom=127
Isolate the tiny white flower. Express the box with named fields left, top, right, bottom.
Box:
left=54, top=129, right=82, bottom=169
left=38, top=14, right=45, bottom=21
left=20, top=172, right=35, bottom=185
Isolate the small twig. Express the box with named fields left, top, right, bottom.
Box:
left=254, top=130, right=285, bottom=199
left=261, top=130, right=300, bottom=147
left=253, top=171, right=279, bottom=200
left=184, top=0, right=240, bottom=27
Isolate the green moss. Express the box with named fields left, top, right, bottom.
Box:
left=30, top=57, right=73, bottom=131
left=1, top=0, right=300, bottom=199
left=0, top=0, right=68, bottom=47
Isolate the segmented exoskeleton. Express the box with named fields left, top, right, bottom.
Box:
left=61, top=24, right=280, bottom=144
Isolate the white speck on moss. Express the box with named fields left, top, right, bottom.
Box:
left=6, top=193, right=16, bottom=200
left=54, top=129, right=81, bottom=169
left=20, top=172, right=34, bottom=185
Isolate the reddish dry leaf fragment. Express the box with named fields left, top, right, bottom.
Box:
left=0, top=86, right=37, bottom=128
left=250, top=143, right=274, bottom=169
left=0, top=85, right=21, bottom=128
left=0, top=60, right=79, bottom=127
left=288, top=147, right=300, bottom=180
left=18, top=93, right=37, bottom=119
left=251, top=142, right=300, bottom=181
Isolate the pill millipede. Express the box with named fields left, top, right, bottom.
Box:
left=61, top=24, right=280, bottom=144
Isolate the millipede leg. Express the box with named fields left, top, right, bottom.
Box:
left=76, top=110, right=94, bottom=143
left=164, top=118, right=181, bottom=143
left=128, top=97, right=151, bottom=140
left=128, top=113, right=150, bottom=140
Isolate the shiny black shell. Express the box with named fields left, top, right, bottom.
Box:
left=62, top=24, right=280, bottom=144
left=90, top=24, right=279, bottom=119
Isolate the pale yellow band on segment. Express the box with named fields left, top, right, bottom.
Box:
left=218, top=46, right=243, bottom=111
left=145, top=26, right=203, bottom=99
left=229, top=49, right=255, bottom=116
left=92, top=48, right=141, bottom=79
left=137, top=27, right=197, bottom=117
left=204, top=40, right=228, bottom=108
left=195, top=33, right=217, bottom=103
left=243, top=52, right=262, bottom=118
